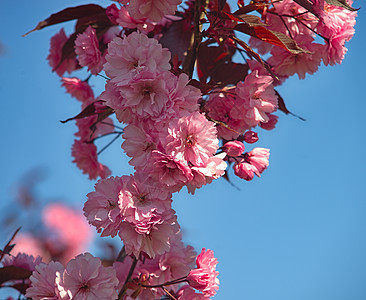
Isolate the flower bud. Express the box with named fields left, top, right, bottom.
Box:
left=243, top=131, right=259, bottom=144
left=222, top=140, right=245, bottom=156
left=233, top=161, right=255, bottom=181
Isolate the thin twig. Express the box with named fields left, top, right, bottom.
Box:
left=97, top=132, right=122, bottom=155
left=118, top=256, right=138, bottom=300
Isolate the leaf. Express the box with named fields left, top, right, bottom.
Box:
left=0, top=227, right=21, bottom=262
left=232, top=2, right=267, bottom=15
left=218, top=0, right=227, bottom=12
left=60, top=101, right=108, bottom=123
left=324, top=0, right=360, bottom=11
left=209, top=62, right=249, bottom=86
left=0, top=266, right=32, bottom=285
left=292, top=0, right=320, bottom=17
left=234, top=23, right=310, bottom=54
left=196, top=44, right=231, bottom=81
left=160, top=20, right=192, bottom=63
left=224, top=11, right=267, bottom=26
left=23, top=4, right=106, bottom=36
left=275, top=90, right=306, bottom=121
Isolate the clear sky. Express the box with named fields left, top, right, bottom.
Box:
left=1, top=1, right=366, bottom=299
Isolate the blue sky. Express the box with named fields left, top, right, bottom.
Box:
left=1, top=1, right=366, bottom=299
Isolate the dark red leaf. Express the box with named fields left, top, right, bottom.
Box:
left=218, top=0, right=227, bottom=12
left=197, top=44, right=230, bottom=81
left=234, top=23, right=309, bottom=54
left=0, top=227, right=21, bottom=262
left=23, top=4, right=106, bottom=36
left=209, top=62, right=249, bottom=85
left=324, top=0, right=360, bottom=11
left=188, top=79, right=216, bottom=95
left=160, top=20, right=192, bottom=63
left=10, top=282, right=31, bottom=294
left=275, top=90, right=305, bottom=121
left=292, top=0, right=320, bottom=17
left=225, top=11, right=266, bottom=26
left=60, top=101, right=109, bottom=124
left=232, top=2, right=267, bottom=15
left=0, top=266, right=32, bottom=285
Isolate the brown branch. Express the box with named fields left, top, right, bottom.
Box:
left=117, top=256, right=138, bottom=300
left=182, top=0, right=208, bottom=78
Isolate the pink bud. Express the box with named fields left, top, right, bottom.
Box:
left=243, top=131, right=259, bottom=144
left=233, top=161, right=255, bottom=181
left=222, top=141, right=245, bottom=156
left=259, top=114, right=278, bottom=130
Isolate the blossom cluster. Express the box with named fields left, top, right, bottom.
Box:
left=2, top=0, right=357, bottom=299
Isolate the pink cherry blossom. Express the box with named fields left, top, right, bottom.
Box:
left=121, top=123, right=157, bottom=168
left=71, top=140, right=111, bottom=180
left=165, top=112, right=219, bottom=166
left=146, top=150, right=193, bottom=193
left=222, top=140, right=245, bottom=157
left=117, top=6, right=155, bottom=33
left=233, top=70, right=278, bottom=127
left=57, top=253, right=119, bottom=299
left=42, top=203, right=93, bottom=262
left=267, top=35, right=324, bottom=80
left=26, top=261, right=64, bottom=300
left=243, top=130, right=259, bottom=144
left=74, top=26, right=105, bottom=75
left=47, top=28, right=77, bottom=77
left=61, top=77, right=94, bottom=103
left=104, top=32, right=171, bottom=86
left=259, top=113, right=278, bottom=130
left=119, top=209, right=180, bottom=259
left=233, top=160, right=256, bottom=181
left=187, top=248, right=219, bottom=297
left=84, top=176, right=124, bottom=237
left=178, top=286, right=208, bottom=299
left=128, top=0, right=182, bottom=22
left=2, top=253, right=42, bottom=271
left=205, top=90, right=248, bottom=140
left=246, top=147, right=270, bottom=176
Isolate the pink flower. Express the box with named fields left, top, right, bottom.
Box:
left=74, top=26, right=105, bottom=75
left=119, top=173, right=172, bottom=223
left=71, top=140, right=111, bottom=180
left=128, top=0, right=182, bottom=22
left=178, top=286, right=208, bottom=299
left=121, top=123, right=157, bottom=168
left=110, top=71, right=174, bottom=122
left=205, top=90, right=248, bottom=140
left=47, top=28, right=77, bottom=77
left=2, top=253, right=42, bottom=271
left=42, top=203, right=93, bottom=262
left=119, top=209, right=180, bottom=259
left=104, top=32, right=171, bottom=86
left=267, top=35, right=324, bottom=79
left=222, top=140, right=245, bottom=157
left=259, top=113, right=278, bottom=130
left=26, top=261, right=64, bottom=300
left=57, top=253, right=119, bottom=299
left=233, top=71, right=278, bottom=127
left=187, top=248, right=219, bottom=297
left=84, top=176, right=124, bottom=237
left=165, top=112, right=219, bottom=166
left=117, top=6, right=155, bottom=33
left=147, top=150, right=193, bottom=193
left=233, top=160, right=256, bottom=181
left=243, top=130, right=259, bottom=144
left=61, top=77, right=94, bottom=103
left=246, top=147, right=270, bottom=176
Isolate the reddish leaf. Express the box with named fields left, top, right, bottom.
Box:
left=0, top=266, right=32, bottom=285
left=324, top=0, right=359, bottom=11
left=160, top=20, right=192, bottom=63
left=209, top=62, right=249, bottom=85
left=218, top=0, right=227, bottom=12
left=292, top=0, right=320, bottom=17
left=23, top=4, right=106, bottom=36
left=188, top=79, right=216, bottom=95
left=232, top=2, right=267, bottom=15
left=197, top=44, right=230, bottom=81
left=60, top=101, right=109, bottom=124
left=224, top=11, right=266, bottom=26
left=234, top=23, right=309, bottom=54
left=275, top=90, right=306, bottom=121
left=0, top=227, right=21, bottom=262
